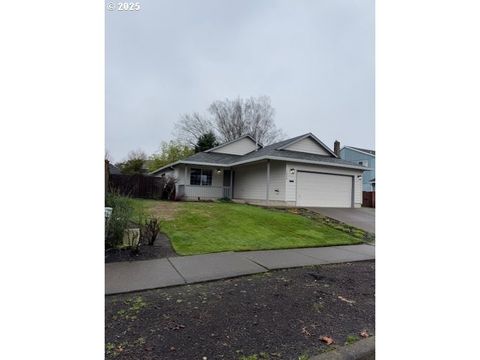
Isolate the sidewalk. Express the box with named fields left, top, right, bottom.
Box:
left=105, top=244, right=375, bottom=295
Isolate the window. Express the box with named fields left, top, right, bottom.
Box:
left=190, top=168, right=212, bottom=186
left=358, top=160, right=368, bottom=167
left=201, top=169, right=212, bottom=186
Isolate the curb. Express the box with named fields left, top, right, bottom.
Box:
left=310, top=337, right=375, bottom=360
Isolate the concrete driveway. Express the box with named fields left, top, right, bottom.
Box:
left=308, top=207, right=375, bottom=233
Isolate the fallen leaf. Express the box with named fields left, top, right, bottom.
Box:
left=321, top=336, right=335, bottom=345
left=301, top=327, right=312, bottom=337
left=338, top=296, right=356, bottom=305
left=360, top=330, right=369, bottom=338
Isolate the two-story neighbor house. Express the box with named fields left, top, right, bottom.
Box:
left=339, top=144, right=375, bottom=192
left=151, top=133, right=368, bottom=208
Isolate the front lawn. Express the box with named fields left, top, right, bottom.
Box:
left=130, top=199, right=362, bottom=255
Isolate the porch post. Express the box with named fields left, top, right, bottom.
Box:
left=266, top=160, right=270, bottom=205
left=184, top=165, right=188, bottom=185
left=229, top=168, right=233, bottom=199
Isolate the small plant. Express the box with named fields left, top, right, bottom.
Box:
left=105, top=190, right=134, bottom=248
left=298, top=354, right=309, bottom=360
left=141, top=217, right=161, bottom=246
left=312, top=302, right=324, bottom=313
left=115, top=296, right=146, bottom=321
left=239, top=353, right=270, bottom=360
left=218, top=197, right=232, bottom=203
left=345, top=335, right=360, bottom=345
left=239, top=355, right=258, bottom=360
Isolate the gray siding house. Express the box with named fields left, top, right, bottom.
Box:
left=339, top=145, right=375, bottom=192
left=151, top=133, right=369, bottom=208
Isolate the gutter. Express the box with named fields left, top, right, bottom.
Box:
left=150, top=156, right=370, bottom=175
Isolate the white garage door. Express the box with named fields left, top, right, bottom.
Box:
left=296, top=172, right=352, bottom=207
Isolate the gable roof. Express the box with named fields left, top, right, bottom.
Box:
left=342, top=146, right=376, bottom=157
left=108, top=163, right=122, bottom=175
left=150, top=134, right=369, bottom=174
left=276, top=133, right=338, bottom=157
left=205, top=134, right=262, bottom=153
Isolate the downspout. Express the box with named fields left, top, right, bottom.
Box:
left=266, top=160, right=270, bottom=206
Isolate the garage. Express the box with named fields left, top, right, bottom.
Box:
left=296, top=171, right=353, bottom=207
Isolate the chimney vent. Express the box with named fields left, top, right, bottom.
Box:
left=334, top=140, right=340, bottom=156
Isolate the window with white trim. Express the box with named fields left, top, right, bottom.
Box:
left=358, top=160, right=368, bottom=167
left=190, top=168, right=212, bottom=186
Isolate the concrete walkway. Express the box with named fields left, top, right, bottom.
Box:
left=106, top=244, right=375, bottom=295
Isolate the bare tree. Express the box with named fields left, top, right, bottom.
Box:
left=208, top=98, right=249, bottom=142
left=242, top=96, right=285, bottom=145
left=173, top=112, right=214, bottom=147
left=105, top=150, right=113, bottom=163
left=126, top=149, right=147, bottom=161
left=174, top=96, right=285, bottom=146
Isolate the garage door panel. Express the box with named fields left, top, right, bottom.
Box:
left=296, top=172, right=352, bottom=207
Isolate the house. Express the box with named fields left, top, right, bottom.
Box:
left=150, top=133, right=369, bottom=208
left=108, top=163, right=122, bottom=175
left=338, top=144, right=375, bottom=192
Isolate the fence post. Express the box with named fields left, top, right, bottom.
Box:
left=105, top=160, right=110, bottom=193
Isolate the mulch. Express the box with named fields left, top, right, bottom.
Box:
left=105, top=233, right=177, bottom=263
left=105, top=261, right=375, bottom=359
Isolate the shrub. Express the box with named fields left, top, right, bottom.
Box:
left=141, top=217, right=160, bottom=246
left=105, top=190, right=134, bottom=248
left=162, top=176, right=177, bottom=200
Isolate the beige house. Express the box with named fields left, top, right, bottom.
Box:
left=150, top=133, right=368, bottom=208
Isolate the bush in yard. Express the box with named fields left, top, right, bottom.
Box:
left=141, top=217, right=161, bottom=246
left=105, top=190, right=134, bottom=248
left=161, top=175, right=177, bottom=200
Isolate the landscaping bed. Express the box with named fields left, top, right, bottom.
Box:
left=105, top=233, right=176, bottom=263
left=105, top=261, right=375, bottom=359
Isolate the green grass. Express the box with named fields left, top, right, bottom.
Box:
left=345, top=335, right=360, bottom=345
left=129, top=199, right=362, bottom=256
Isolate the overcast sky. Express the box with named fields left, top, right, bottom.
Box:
left=106, top=0, right=374, bottom=162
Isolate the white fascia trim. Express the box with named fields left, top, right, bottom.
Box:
left=264, top=156, right=370, bottom=171
left=150, top=155, right=370, bottom=175
left=342, top=146, right=376, bottom=158
left=149, top=161, right=232, bottom=174
left=149, top=162, right=181, bottom=175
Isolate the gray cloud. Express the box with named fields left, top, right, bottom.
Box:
left=106, top=0, right=374, bottom=162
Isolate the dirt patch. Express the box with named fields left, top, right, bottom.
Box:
left=105, top=233, right=177, bottom=263
left=147, top=201, right=181, bottom=221
left=105, top=261, right=375, bottom=359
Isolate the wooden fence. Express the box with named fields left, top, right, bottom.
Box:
left=362, top=191, right=376, bottom=208
left=108, top=174, right=175, bottom=200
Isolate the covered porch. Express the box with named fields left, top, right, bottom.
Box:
left=176, top=164, right=233, bottom=201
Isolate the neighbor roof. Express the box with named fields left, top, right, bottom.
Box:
left=150, top=133, right=369, bottom=174
left=108, top=163, right=122, bottom=175
left=342, top=146, right=376, bottom=156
